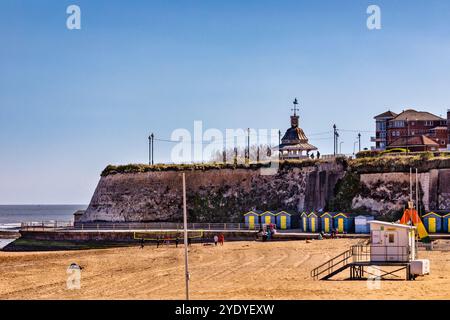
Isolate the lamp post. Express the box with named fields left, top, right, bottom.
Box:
left=333, top=124, right=337, bottom=155
left=358, top=133, right=361, bottom=152
left=148, top=134, right=152, bottom=165
left=150, top=133, right=154, bottom=165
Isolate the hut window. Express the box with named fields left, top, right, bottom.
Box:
left=388, top=233, right=395, bottom=244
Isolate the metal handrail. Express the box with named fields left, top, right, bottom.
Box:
left=311, top=244, right=411, bottom=279
left=351, top=244, right=409, bottom=263
left=20, top=221, right=258, bottom=232
left=310, top=249, right=352, bottom=279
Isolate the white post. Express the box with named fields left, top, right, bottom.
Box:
left=415, top=168, right=419, bottom=215
left=409, top=167, right=412, bottom=202
left=182, top=173, right=190, bottom=300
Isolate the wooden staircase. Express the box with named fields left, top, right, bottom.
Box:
left=310, top=248, right=354, bottom=280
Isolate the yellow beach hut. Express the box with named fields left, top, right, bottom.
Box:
left=422, top=212, right=442, bottom=233
left=244, top=210, right=261, bottom=230
left=275, top=211, right=292, bottom=230
left=260, top=211, right=276, bottom=226
left=320, top=212, right=334, bottom=233
left=443, top=213, right=450, bottom=233
left=333, top=213, right=352, bottom=233
left=300, top=212, right=308, bottom=232
left=307, top=212, right=320, bottom=233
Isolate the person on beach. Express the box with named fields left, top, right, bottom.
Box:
left=164, top=235, right=170, bottom=246
left=140, top=238, right=144, bottom=249
left=188, top=237, right=192, bottom=246
left=262, top=231, right=268, bottom=242
left=175, top=237, right=179, bottom=248
left=156, top=237, right=161, bottom=248
left=214, top=235, right=219, bottom=246
left=219, top=233, right=224, bottom=246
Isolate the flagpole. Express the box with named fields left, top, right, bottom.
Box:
left=182, top=172, right=190, bottom=300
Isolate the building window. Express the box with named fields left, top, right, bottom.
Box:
left=425, top=121, right=433, bottom=126
left=392, top=121, right=405, bottom=128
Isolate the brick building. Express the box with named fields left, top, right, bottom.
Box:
left=373, top=109, right=449, bottom=151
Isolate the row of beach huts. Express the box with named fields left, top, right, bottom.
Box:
left=243, top=210, right=450, bottom=234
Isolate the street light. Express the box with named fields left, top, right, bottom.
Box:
left=148, top=133, right=154, bottom=165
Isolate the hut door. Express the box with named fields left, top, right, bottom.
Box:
left=249, top=216, right=255, bottom=229
left=303, top=217, right=307, bottom=232
left=280, top=216, right=287, bottom=229
left=386, top=231, right=400, bottom=261
left=324, top=218, right=330, bottom=232
left=265, top=216, right=271, bottom=225
left=311, top=217, right=316, bottom=232
left=338, top=218, right=344, bottom=232
left=428, top=218, right=436, bottom=233
left=448, top=219, right=450, bottom=233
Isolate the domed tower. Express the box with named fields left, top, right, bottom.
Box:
left=278, top=98, right=318, bottom=159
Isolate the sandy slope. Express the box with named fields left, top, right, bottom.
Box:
left=0, top=239, right=449, bottom=299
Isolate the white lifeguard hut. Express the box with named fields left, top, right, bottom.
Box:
left=367, top=220, right=416, bottom=262
left=311, top=220, right=430, bottom=280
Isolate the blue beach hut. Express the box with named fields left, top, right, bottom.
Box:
left=307, top=212, right=320, bottom=233
left=275, top=211, right=292, bottom=230
left=333, top=213, right=353, bottom=233
left=422, top=212, right=442, bottom=233
left=260, top=211, right=276, bottom=226
left=244, top=210, right=261, bottom=230
left=443, top=213, right=450, bottom=233
left=354, top=215, right=374, bottom=234
left=320, top=212, right=334, bottom=233
left=300, top=212, right=308, bottom=232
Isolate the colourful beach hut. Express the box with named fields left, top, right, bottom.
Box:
left=320, top=212, right=334, bottom=233
left=244, top=210, right=261, bottom=230
left=300, top=212, right=308, bottom=232
left=422, top=212, right=442, bottom=233
left=260, top=211, right=276, bottom=226
left=443, top=213, right=450, bottom=233
left=275, top=211, right=292, bottom=230
left=333, top=213, right=353, bottom=233
left=307, top=212, right=320, bottom=233
left=354, top=215, right=374, bottom=234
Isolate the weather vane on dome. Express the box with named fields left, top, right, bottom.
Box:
left=291, top=98, right=300, bottom=116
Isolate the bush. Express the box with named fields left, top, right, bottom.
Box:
left=419, top=152, right=433, bottom=161
left=355, top=150, right=382, bottom=158
left=381, top=148, right=410, bottom=154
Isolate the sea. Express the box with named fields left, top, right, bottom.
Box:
left=0, top=205, right=87, bottom=249
left=0, top=204, right=87, bottom=231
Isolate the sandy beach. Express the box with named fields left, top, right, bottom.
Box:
left=0, top=239, right=449, bottom=300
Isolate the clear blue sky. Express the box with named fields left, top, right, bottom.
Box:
left=1, top=0, right=450, bottom=204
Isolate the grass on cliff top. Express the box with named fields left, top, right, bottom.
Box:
left=100, top=158, right=342, bottom=176
left=100, top=153, right=450, bottom=176
left=349, top=153, right=450, bottom=173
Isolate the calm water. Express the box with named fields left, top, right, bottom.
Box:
left=0, top=205, right=87, bottom=230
